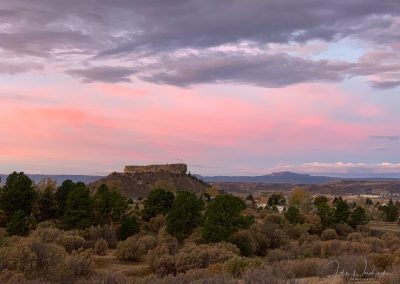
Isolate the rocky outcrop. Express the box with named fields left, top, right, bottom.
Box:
left=90, top=164, right=207, bottom=200
left=124, top=164, right=187, bottom=175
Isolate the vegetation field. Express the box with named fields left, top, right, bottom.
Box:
left=1, top=171, right=400, bottom=283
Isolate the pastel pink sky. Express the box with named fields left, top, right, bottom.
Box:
left=1, top=1, right=399, bottom=176
left=1, top=73, right=399, bottom=176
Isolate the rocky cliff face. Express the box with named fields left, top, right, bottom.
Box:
left=90, top=164, right=207, bottom=199
left=124, top=164, right=187, bottom=175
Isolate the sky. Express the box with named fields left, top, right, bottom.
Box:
left=0, top=0, right=400, bottom=177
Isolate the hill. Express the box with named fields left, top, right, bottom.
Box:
left=89, top=164, right=209, bottom=199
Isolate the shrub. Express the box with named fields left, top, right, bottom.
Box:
left=347, top=232, right=363, bottom=242
left=94, top=239, right=108, bottom=256
left=335, top=255, right=377, bottom=282
left=267, top=249, right=293, bottom=262
left=296, top=240, right=322, bottom=258
left=369, top=253, right=394, bottom=270
left=243, top=266, right=281, bottom=284
left=6, top=210, right=30, bottom=236
left=146, top=215, right=165, bottom=233
left=383, top=235, right=400, bottom=250
left=115, top=235, right=157, bottom=261
left=175, top=242, right=239, bottom=272
left=147, top=234, right=180, bottom=276
left=101, top=224, right=118, bottom=249
left=286, top=223, right=309, bottom=240
left=321, top=229, right=338, bottom=240
left=339, top=241, right=371, bottom=255
left=0, top=270, right=32, bottom=284
left=303, top=214, right=323, bottom=234
left=31, top=226, right=62, bottom=243
left=320, top=240, right=341, bottom=258
left=57, top=234, right=92, bottom=253
left=65, top=249, right=95, bottom=280
left=335, top=223, right=353, bottom=237
left=364, top=237, right=386, bottom=253
left=299, top=234, right=320, bottom=245
left=81, top=224, right=118, bottom=249
left=223, top=256, right=261, bottom=278
left=265, top=213, right=287, bottom=227
left=278, top=258, right=327, bottom=278
left=0, top=237, right=67, bottom=281
left=270, top=228, right=289, bottom=249
left=228, top=230, right=258, bottom=257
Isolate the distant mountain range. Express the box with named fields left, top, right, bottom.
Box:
left=1, top=171, right=400, bottom=186
left=199, top=171, right=336, bottom=184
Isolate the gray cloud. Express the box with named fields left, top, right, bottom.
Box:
left=0, top=0, right=399, bottom=88
left=0, top=62, right=42, bottom=74
left=370, top=79, right=400, bottom=89
left=67, top=66, right=136, bottom=83
left=369, top=135, right=400, bottom=141
left=140, top=52, right=353, bottom=87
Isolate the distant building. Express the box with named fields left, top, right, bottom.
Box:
left=256, top=196, right=268, bottom=209
left=276, top=205, right=286, bottom=213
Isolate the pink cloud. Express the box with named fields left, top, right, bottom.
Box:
left=0, top=79, right=398, bottom=174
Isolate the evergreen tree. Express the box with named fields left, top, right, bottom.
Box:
left=285, top=206, right=302, bottom=224
left=55, top=180, right=76, bottom=217
left=365, top=198, right=374, bottom=206
left=118, top=216, right=140, bottom=240
left=314, top=196, right=329, bottom=206
left=202, top=194, right=253, bottom=243
left=93, top=184, right=128, bottom=224
left=166, top=191, right=204, bottom=241
left=380, top=199, right=399, bottom=222
left=62, top=183, right=93, bottom=229
left=267, top=193, right=286, bottom=207
left=0, top=172, right=36, bottom=219
left=316, top=202, right=336, bottom=228
left=348, top=206, right=368, bottom=228
left=334, top=197, right=350, bottom=223
left=35, top=187, right=57, bottom=221
left=142, top=188, right=174, bottom=221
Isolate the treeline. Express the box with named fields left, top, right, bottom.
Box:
left=0, top=172, right=128, bottom=236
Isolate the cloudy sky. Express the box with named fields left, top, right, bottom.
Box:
left=1, top=0, right=400, bottom=177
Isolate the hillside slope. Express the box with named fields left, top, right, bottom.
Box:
left=90, top=164, right=208, bottom=199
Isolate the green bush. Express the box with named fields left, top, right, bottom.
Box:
left=228, top=230, right=258, bottom=257
left=6, top=210, right=30, bottom=236
left=119, top=216, right=140, bottom=241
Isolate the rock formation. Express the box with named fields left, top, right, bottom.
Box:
left=124, top=164, right=187, bottom=175
left=90, top=163, right=207, bottom=200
